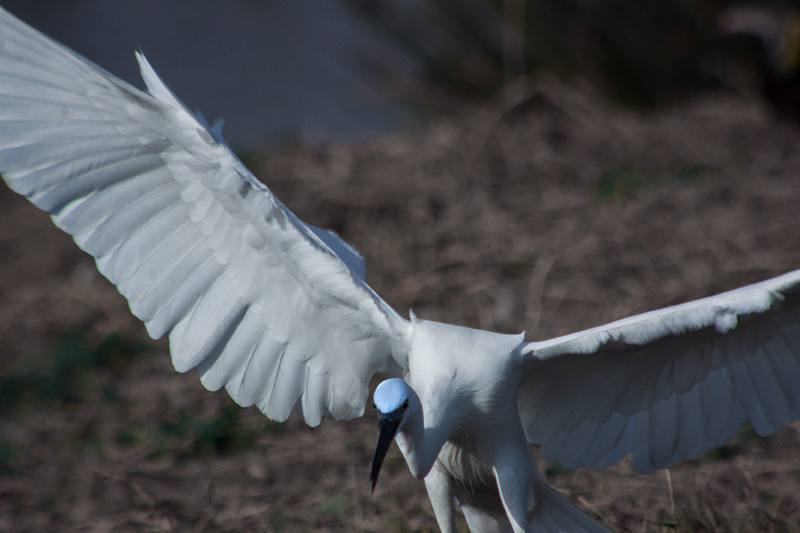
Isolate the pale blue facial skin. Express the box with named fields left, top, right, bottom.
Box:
left=373, top=378, right=409, bottom=413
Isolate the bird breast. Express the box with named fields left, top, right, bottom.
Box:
left=436, top=432, right=495, bottom=495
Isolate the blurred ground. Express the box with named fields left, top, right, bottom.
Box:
left=2, top=77, right=800, bottom=532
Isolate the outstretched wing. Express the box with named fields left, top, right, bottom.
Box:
left=0, top=8, right=410, bottom=425
left=520, top=270, right=800, bottom=473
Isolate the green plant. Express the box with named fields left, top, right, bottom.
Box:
left=0, top=332, right=146, bottom=410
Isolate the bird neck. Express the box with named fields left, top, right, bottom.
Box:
left=394, top=405, right=455, bottom=479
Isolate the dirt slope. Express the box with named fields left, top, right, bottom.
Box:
left=2, top=79, right=800, bottom=532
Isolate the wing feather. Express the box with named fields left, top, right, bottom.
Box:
left=230, top=333, right=288, bottom=407
left=521, top=270, right=800, bottom=473
left=0, top=7, right=409, bottom=425
left=197, top=304, right=261, bottom=389
left=101, top=196, right=189, bottom=285
left=647, top=374, right=679, bottom=468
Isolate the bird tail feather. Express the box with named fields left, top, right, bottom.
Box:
left=530, top=483, right=613, bottom=533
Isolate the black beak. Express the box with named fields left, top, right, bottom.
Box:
left=370, top=413, right=401, bottom=493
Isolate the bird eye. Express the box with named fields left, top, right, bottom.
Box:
left=402, top=400, right=409, bottom=411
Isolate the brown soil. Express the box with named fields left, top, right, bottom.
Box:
left=2, top=77, right=800, bottom=532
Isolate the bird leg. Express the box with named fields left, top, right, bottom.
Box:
left=492, top=447, right=535, bottom=533
left=424, top=464, right=458, bottom=533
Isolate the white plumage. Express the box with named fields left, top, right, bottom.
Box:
left=1, top=8, right=799, bottom=532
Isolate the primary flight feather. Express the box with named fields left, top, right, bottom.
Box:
left=1, top=8, right=799, bottom=532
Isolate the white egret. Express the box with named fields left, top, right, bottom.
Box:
left=1, top=7, right=799, bottom=533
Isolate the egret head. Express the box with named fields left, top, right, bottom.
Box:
left=370, top=378, right=417, bottom=492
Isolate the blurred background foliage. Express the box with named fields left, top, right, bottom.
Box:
left=5, top=0, right=797, bottom=147
left=346, top=0, right=800, bottom=116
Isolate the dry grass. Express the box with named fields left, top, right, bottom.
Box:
left=2, top=78, right=800, bottom=531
